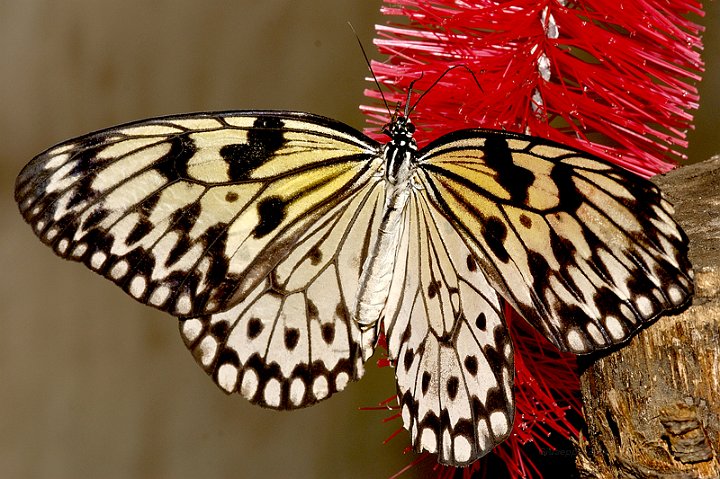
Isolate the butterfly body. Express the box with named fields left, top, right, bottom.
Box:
left=355, top=116, right=417, bottom=341
left=16, top=108, right=692, bottom=466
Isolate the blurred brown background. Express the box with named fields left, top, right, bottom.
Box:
left=1, top=2, right=717, bottom=478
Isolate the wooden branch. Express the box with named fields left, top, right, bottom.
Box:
left=577, top=157, right=720, bottom=478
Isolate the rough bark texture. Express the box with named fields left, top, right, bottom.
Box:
left=577, top=157, right=720, bottom=478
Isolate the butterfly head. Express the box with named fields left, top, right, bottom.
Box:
left=382, top=115, right=418, bottom=186
left=382, top=115, right=417, bottom=151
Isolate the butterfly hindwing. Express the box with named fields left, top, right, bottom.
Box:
left=15, top=111, right=383, bottom=318
left=384, top=191, right=514, bottom=465
left=179, top=180, right=387, bottom=408
left=417, top=129, right=693, bottom=353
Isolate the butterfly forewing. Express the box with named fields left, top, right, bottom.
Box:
left=417, top=130, right=693, bottom=353
left=15, top=111, right=382, bottom=318
left=179, top=178, right=387, bottom=408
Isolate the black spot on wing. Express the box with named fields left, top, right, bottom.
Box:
left=164, top=202, right=202, bottom=266
left=527, top=250, right=552, bottom=284
left=68, top=137, right=106, bottom=172
left=475, top=312, right=487, bottom=331
left=483, top=134, right=534, bottom=204
left=551, top=163, right=583, bottom=213
left=193, top=222, right=234, bottom=309
left=284, top=328, right=300, bottom=350
left=172, top=201, right=201, bottom=232
left=252, top=196, right=287, bottom=238
left=464, top=356, right=478, bottom=376
left=485, top=326, right=509, bottom=383
left=446, top=376, right=459, bottom=400
left=251, top=116, right=286, bottom=148
left=321, top=323, right=335, bottom=344
left=82, top=208, right=109, bottom=230
left=224, top=116, right=287, bottom=181
left=126, top=217, right=153, bottom=245
left=166, top=235, right=193, bottom=267
left=221, top=145, right=253, bottom=180
left=482, top=216, right=510, bottom=263
left=210, top=321, right=230, bottom=339
left=550, top=230, right=577, bottom=265
left=62, top=139, right=109, bottom=207
left=307, top=245, right=322, bottom=265
left=519, top=213, right=532, bottom=228
left=403, top=350, right=414, bottom=372
left=155, top=133, right=196, bottom=182
left=421, top=371, right=431, bottom=395
left=466, top=255, right=478, bottom=272
left=427, top=280, right=440, bottom=299
left=247, top=317, right=263, bottom=339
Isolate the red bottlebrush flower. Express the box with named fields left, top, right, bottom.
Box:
left=363, top=0, right=704, bottom=178
left=362, top=1, right=703, bottom=477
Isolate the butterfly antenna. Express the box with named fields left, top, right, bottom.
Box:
left=408, top=64, right=483, bottom=116
left=348, top=22, right=391, bottom=116
left=404, top=74, right=424, bottom=118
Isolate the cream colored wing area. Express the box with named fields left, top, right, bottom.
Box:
left=418, top=130, right=693, bottom=354
left=178, top=180, right=386, bottom=409
left=383, top=192, right=514, bottom=466
left=15, top=111, right=383, bottom=318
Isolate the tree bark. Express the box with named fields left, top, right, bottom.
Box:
left=577, top=157, right=720, bottom=478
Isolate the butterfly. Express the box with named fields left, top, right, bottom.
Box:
left=15, top=101, right=692, bottom=466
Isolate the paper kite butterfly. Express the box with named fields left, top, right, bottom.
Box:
left=15, top=97, right=692, bottom=466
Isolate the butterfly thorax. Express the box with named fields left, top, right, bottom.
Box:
left=383, top=115, right=418, bottom=186
left=354, top=117, right=417, bottom=355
